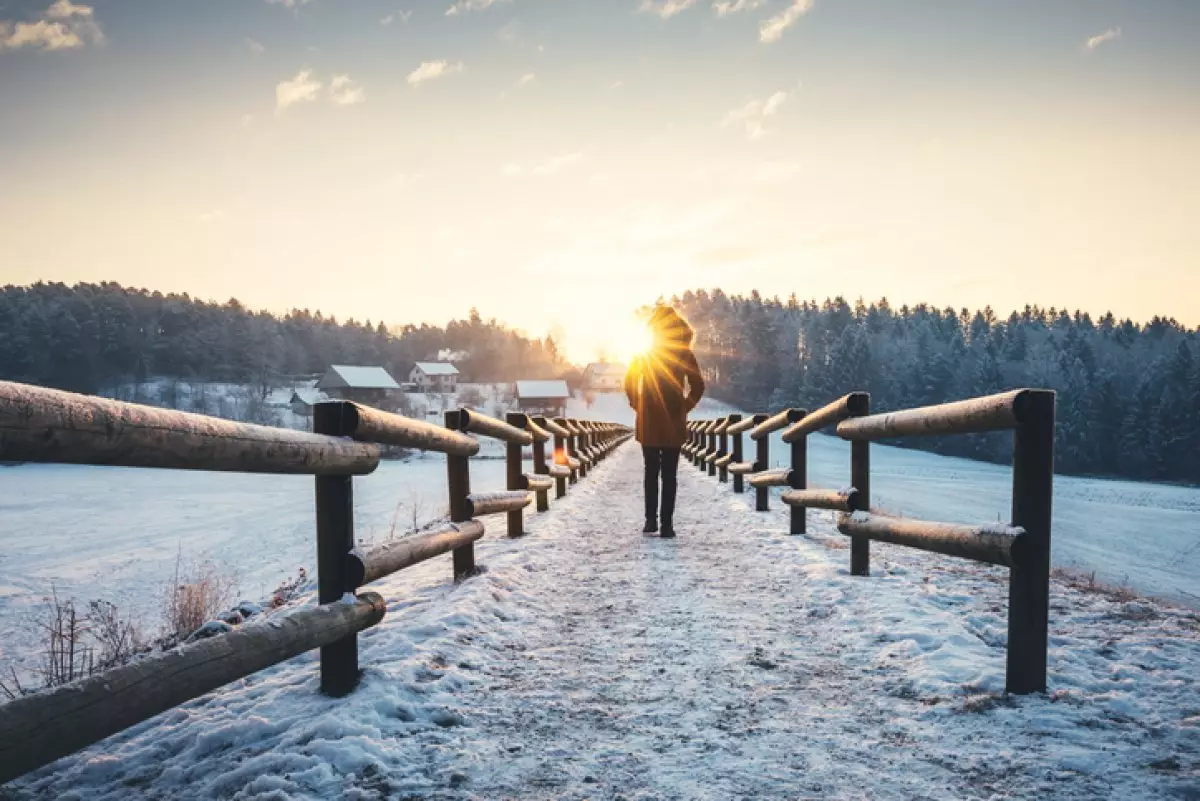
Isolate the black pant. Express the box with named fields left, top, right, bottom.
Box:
left=643, top=446, right=681, bottom=525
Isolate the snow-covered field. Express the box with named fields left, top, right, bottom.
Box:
left=4, top=441, right=1198, bottom=800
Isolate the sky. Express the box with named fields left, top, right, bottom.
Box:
left=1, top=0, right=1198, bottom=362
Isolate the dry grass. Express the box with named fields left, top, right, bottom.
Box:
left=1051, top=566, right=1140, bottom=602
left=162, top=547, right=238, bottom=643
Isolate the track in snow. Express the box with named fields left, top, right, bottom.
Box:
left=8, top=442, right=1199, bottom=800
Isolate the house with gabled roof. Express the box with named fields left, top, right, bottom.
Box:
left=515, top=379, right=571, bottom=416
left=316, top=365, right=401, bottom=405
left=583, top=362, right=627, bottom=392
left=409, top=362, right=459, bottom=394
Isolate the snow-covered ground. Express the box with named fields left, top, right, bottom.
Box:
left=5, top=442, right=1198, bottom=799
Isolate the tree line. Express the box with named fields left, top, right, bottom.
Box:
left=0, top=282, right=568, bottom=395
left=671, top=289, right=1199, bottom=485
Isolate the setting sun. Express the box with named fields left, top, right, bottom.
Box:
left=607, top=315, right=655, bottom=364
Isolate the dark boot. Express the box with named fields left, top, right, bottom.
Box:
left=660, top=521, right=676, bottom=538
left=643, top=519, right=659, bottom=534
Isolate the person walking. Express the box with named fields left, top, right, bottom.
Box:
left=624, top=306, right=705, bottom=538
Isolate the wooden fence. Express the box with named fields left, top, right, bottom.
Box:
left=0, top=380, right=631, bottom=784
left=684, top=388, right=1055, bottom=695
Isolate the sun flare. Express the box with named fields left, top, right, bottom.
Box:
left=606, top=316, right=655, bottom=364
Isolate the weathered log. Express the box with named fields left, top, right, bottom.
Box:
left=836, top=512, right=1027, bottom=568
left=749, top=468, right=792, bottom=488
left=0, top=380, right=380, bottom=475
left=835, top=389, right=1033, bottom=441
left=523, top=473, right=555, bottom=492
left=346, top=521, right=486, bottom=586
left=525, top=417, right=551, bottom=443
left=468, top=490, right=532, bottom=517
left=725, top=416, right=757, bottom=435
left=539, top=418, right=569, bottom=437
left=0, top=593, right=386, bottom=785
left=728, top=461, right=756, bottom=475
left=750, top=408, right=805, bottom=440
left=566, top=456, right=582, bottom=470
left=314, top=401, right=479, bottom=456
left=714, top=453, right=734, bottom=468
left=452, top=408, right=533, bottom=445
left=548, top=464, right=571, bottom=479
left=781, top=393, right=869, bottom=442
left=780, top=487, right=858, bottom=512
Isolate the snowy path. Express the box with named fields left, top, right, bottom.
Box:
left=7, top=443, right=1200, bottom=800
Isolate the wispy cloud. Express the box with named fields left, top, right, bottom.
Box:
left=276, top=69, right=322, bottom=110
left=712, top=0, right=765, bottom=17
left=0, top=1, right=103, bottom=52
left=330, top=74, right=365, bottom=105
left=446, top=0, right=508, bottom=16
left=407, top=60, right=465, bottom=86
left=1085, top=27, right=1121, bottom=51
left=517, top=72, right=536, bottom=86
left=533, top=152, right=584, bottom=175
left=722, top=89, right=790, bottom=139
left=381, top=9, right=413, bottom=25
left=759, top=0, right=812, bottom=44
left=245, top=37, right=265, bottom=55
left=264, top=0, right=313, bottom=8
left=639, top=0, right=698, bottom=20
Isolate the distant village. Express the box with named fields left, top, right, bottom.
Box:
left=286, top=355, right=627, bottom=425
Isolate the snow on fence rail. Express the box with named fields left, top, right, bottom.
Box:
left=687, top=387, right=1056, bottom=696
left=0, top=380, right=631, bottom=785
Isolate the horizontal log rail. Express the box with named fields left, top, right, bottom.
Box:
left=714, top=453, right=734, bottom=468
left=468, top=490, right=533, bottom=517
left=451, top=408, right=533, bottom=444
left=0, top=381, right=380, bottom=475
left=780, top=487, right=858, bottom=513
left=523, top=473, right=555, bottom=492
left=346, top=521, right=486, bottom=588
left=748, top=468, right=792, bottom=488
left=726, top=416, right=758, bottom=435
left=0, top=592, right=387, bottom=786
left=750, top=408, right=805, bottom=440
left=316, top=400, right=479, bottom=456
left=780, top=392, right=869, bottom=443
left=727, top=461, right=756, bottom=475
left=837, top=513, right=1027, bottom=569
left=835, top=388, right=1033, bottom=441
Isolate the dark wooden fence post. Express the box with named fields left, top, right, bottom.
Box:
left=505, top=412, right=527, bottom=537
left=790, top=429, right=807, bottom=535
left=444, top=410, right=475, bottom=578
left=718, top=421, right=730, bottom=483
left=850, top=396, right=871, bottom=576
left=753, top=413, right=770, bottom=512
left=531, top=416, right=550, bottom=512
left=312, top=403, right=359, bottom=697
left=730, top=415, right=745, bottom=493
left=551, top=425, right=568, bottom=499
left=708, top=417, right=722, bottom=477
left=1007, top=390, right=1056, bottom=694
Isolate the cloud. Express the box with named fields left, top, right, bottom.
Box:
left=276, top=69, right=322, bottom=110
left=532, top=152, right=584, bottom=175
left=407, top=59, right=464, bottom=86
left=609, top=80, right=624, bottom=90
left=446, top=0, right=508, bottom=16
left=638, top=0, right=698, bottom=19
left=381, top=10, right=412, bottom=25
left=759, top=0, right=812, bottom=44
left=330, top=74, right=365, bottom=105
left=264, top=0, right=313, bottom=7
left=722, top=89, right=790, bottom=139
left=245, top=37, right=265, bottom=55
left=713, top=0, right=765, bottom=16
left=517, top=72, right=536, bottom=86
left=0, top=1, right=103, bottom=52
left=1085, top=27, right=1121, bottom=51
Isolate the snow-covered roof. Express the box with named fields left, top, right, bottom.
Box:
left=516, top=380, right=570, bottom=399
left=413, top=362, right=460, bottom=376
left=585, top=362, right=626, bottom=376
left=318, top=365, right=401, bottom=390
